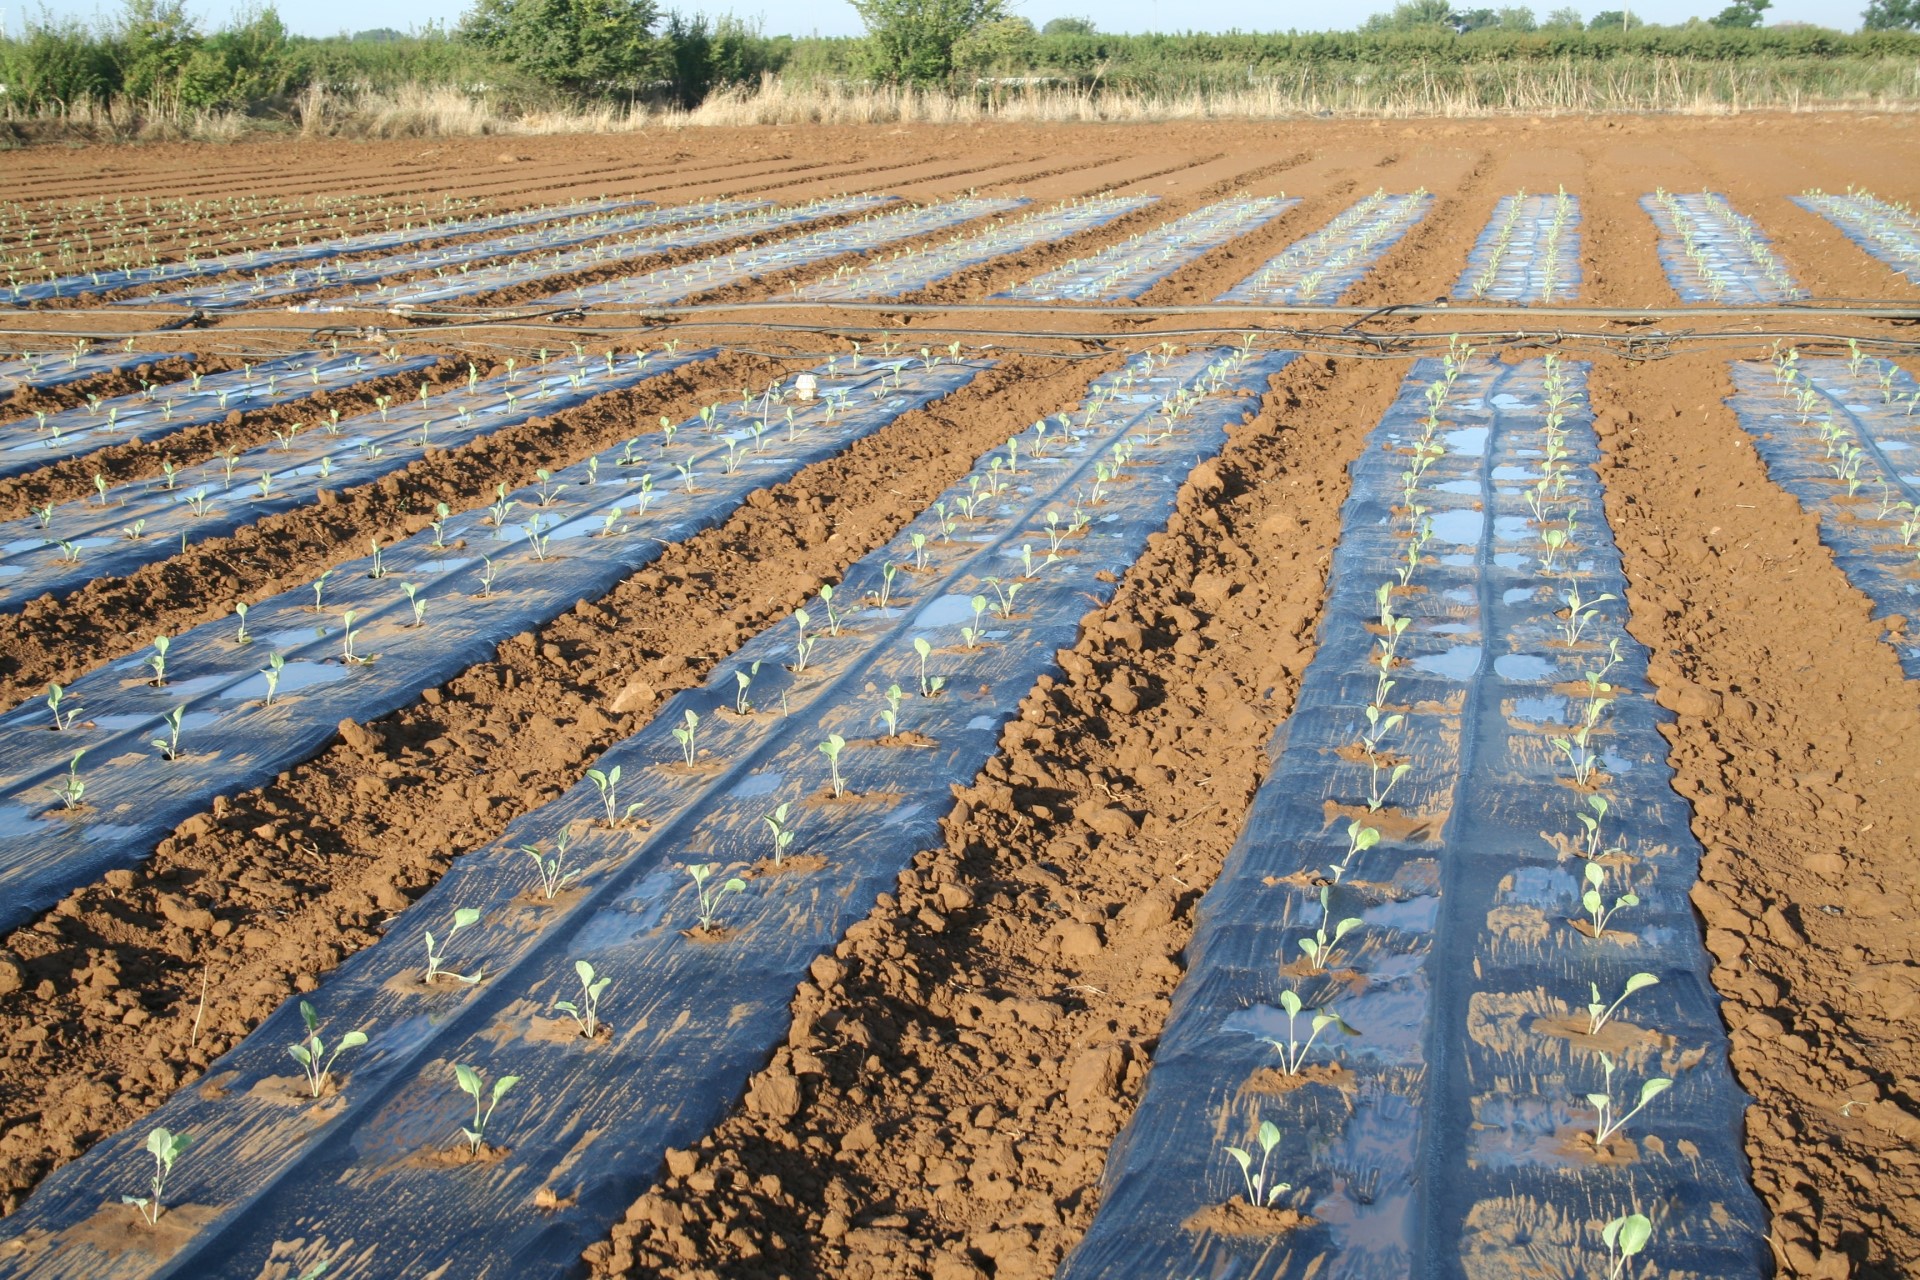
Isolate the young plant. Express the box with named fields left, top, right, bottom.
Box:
left=874, top=683, right=905, bottom=737
left=819, top=732, right=848, bottom=798
left=338, top=610, right=368, bottom=665
left=1581, top=862, right=1639, bottom=937
left=1261, top=989, right=1355, bottom=1074
left=1587, top=1053, right=1672, bottom=1145
left=145, top=635, right=171, bottom=686
left=1560, top=582, right=1616, bottom=648
left=1299, top=886, right=1363, bottom=973
left=672, top=709, right=700, bottom=766
left=287, top=1001, right=368, bottom=1098
left=586, top=764, right=641, bottom=828
left=687, top=862, right=747, bottom=931
left=49, top=748, right=87, bottom=811
left=46, top=682, right=82, bottom=731
left=791, top=608, right=817, bottom=673
left=452, top=1064, right=518, bottom=1154
left=1328, top=820, right=1380, bottom=884
left=1223, top=1119, right=1289, bottom=1208
left=123, top=1128, right=191, bottom=1226
left=1601, top=1212, right=1653, bottom=1280
left=262, top=652, right=285, bottom=706
left=422, top=907, right=484, bottom=985
left=150, top=705, right=185, bottom=761
left=553, top=960, right=610, bottom=1038
left=403, top=582, right=426, bottom=627
left=763, top=802, right=796, bottom=865
left=912, top=636, right=943, bottom=697
left=522, top=828, right=579, bottom=899
left=1587, top=972, right=1659, bottom=1036
left=963, top=594, right=987, bottom=650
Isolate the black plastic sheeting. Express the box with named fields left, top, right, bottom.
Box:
left=3, top=201, right=633, bottom=305
left=0, top=351, right=438, bottom=484
left=0, top=346, right=1293, bottom=1280
left=1727, top=356, right=1920, bottom=678
left=1063, top=358, right=1766, bottom=1280
left=0, top=349, right=194, bottom=398
left=0, top=347, right=717, bottom=611
left=0, top=355, right=985, bottom=933
left=119, top=202, right=757, bottom=312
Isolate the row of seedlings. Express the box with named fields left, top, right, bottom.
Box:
left=3, top=200, right=631, bottom=306
left=0, top=345, right=718, bottom=610
left=0, top=350, right=988, bottom=929
left=1062, top=350, right=1766, bottom=1279
left=1215, top=189, right=1433, bottom=306
left=1792, top=187, right=1920, bottom=287
left=1452, top=189, right=1582, bottom=303
left=297, top=196, right=899, bottom=313
left=0, top=346, right=193, bottom=399
left=789, top=194, right=1156, bottom=301
left=992, top=195, right=1298, bottom=301
left=533, top=197, right=1028, bottom=310
left=1726, top=344, right=1920, bottom=677
left=1640, top=190, right=1806, bottom=304
left=119, top=200, right=755, bottom=312
left=0, top=344, right=1291, bottom=1280
left=0, top=193, right=481, bottom=288
left=0, top=351, right=438, bottom=484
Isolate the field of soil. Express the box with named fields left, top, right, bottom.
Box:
left=0, top=114, right=1916, bottom=1280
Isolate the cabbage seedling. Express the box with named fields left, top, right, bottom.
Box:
left=791, top=608, right=817, bottom=673
left=1587, top=972, right=1659, bottom=1036
left=262, top=652, right=285, bottom=706
left=311, top=569, right=332, bottom=611
left=288, top=1000, right=368, bottom=1098
left=232, top=601, right=252, bottom=646
left=522, top=828, right=579, bottom=898
left=478, top=556, right=499, bottom=598
left=403, top=582, right=426, bottom=627
left=1587, top=1053, right=1671, bottom=1144
left=143, top=635, right=171, bottom=686
left=423, top=907, right=484, bottom=985
left=1581, top=862, right=1639, bottom=938
left=1367, top=760, right=1411, bottom=813
left=554, top=960, right=611, bottom=1038
left=964, top=595, right=987, bottom=649
left=911, top=533, right=930, bottom=570
left=366, top=538, right=386, bottom=579
left=151, top=706, right=184, bottom=761
left=913, top=637, right=939, bottom=696
left=1300, top=886, right=1362, bottom=973
left=49, top=748, right=86, bottom=810
left=338, top=610, right=370, bottom=665
left=763, top=803, right=795, bottom=865
left=123, top=1128, right=190, bottom=1226
left=820, top=584, right=846, bottom=636
left=452, top=1064, right=518, bottom=1153
left=1573, top=794, right=1620, bottom=861
left=874, top=683, right=904, bottom=737
left=985, top=577, right=1021, bottom=619
left=534, top=468, right=567, bottom=506
left=587, top=764, right=641, bottom=828
left=1223, top=1120, right=1289, bottom=1208
left=819, top=733, right=848, bottom=798
left=430, top=503, right=451, bottom=548
left=673, top=709, right=700, bottom=766
left=46, top=683, right=82, bottom=731
left=687, top=862, right=746, bottom=931
left=1328, top=820, right=1379, bottom=884
left=1261, top=989, right=1356, bottom=1073
left=1601, top=1212, right=1652, bottom=1280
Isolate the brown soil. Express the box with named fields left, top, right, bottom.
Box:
left=0, top=113, right=1916, bottom=1280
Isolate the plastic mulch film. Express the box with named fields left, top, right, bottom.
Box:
left=0, top=352, right=439, bottom=484
left=1, top=201, right=635, bottom=305
left=1062, top=356, right=1766, bottom=1280
left=1727, top=354, right=1920, bottom=677
left=0, top=355, right=988, bottom=933
left=0, top=346, right=1290, bottom=1280
left=0, top=349, right=193, bottom=397
left=119, top=202, right=766, bottom=312
left=0, top=347, right=717, bottom=612
left=1792, top=190, right=1920, bottom=287
left=789, top=195, right=1151, bottom=301
left=992, top=197, right=1298, bottom=302
left=1216, top=190, right=1433, bottom=307
left=1640, top=191, right=1807, bottom=305
left=1451, top=192, right=1583, bottom=303
left=536, top=197, right=1028, bottom=310
left=296, top=196, right=897, bottom=313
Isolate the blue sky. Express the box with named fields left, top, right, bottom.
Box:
left=8, top=0, right=1867, bottom=39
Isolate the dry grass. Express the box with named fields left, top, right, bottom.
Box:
left=5, top=60, right=1917, bottom=148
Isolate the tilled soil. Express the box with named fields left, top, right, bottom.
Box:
left=0, top=114, right=1916, bottom=1279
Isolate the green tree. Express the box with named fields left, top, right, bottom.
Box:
left=459, top=0, right=664, bottom=95
left=1541, top=5, right=1584, bottom=27
left=850, top=0, right=1006, bottom=83
left=1588, top=9, right=1644, bottom=29
left=0, top=14, right=123, bottom=109
left=1709, top=0, right=1770, bottom=26
left=954, top=15, right=1036, bottom=73
left=1360, top=0, right=1457, bottom=31
left=1862, top=0, right=1920, bottom=28
left=1040, top=16, right=1095, bottom=35
left=116, top=0, right=201, bottom=102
